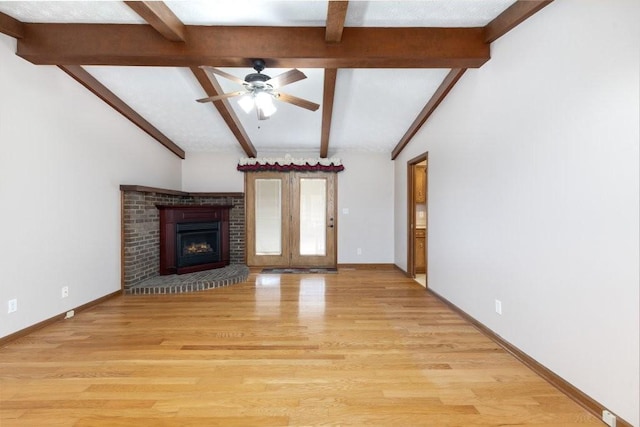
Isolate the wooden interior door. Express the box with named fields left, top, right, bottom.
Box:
left=246, top=171, right=337, bottom=268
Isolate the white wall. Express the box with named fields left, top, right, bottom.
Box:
left=182, top=150, right=245, bottom=192
left=0, top=34, right=182, bottom=338
left=393, top=1, right=639, bottom=424
left=335, top=151, right=394, bottom=264
left=184, top=150, right=395, bottom=264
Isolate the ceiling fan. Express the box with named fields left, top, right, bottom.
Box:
left=196, top=59, right=320, bottom=120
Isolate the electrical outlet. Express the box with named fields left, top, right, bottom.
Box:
left=357, top=248, right=362, bottom=255
left=61, top=286, right=69, bottom=298
left=495, top=299, right=502, bottom=315
left=602, top=409, right=616, bottom=427
left=7, top=299, right=17, bottom=314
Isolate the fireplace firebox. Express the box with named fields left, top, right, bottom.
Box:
left=157, top=205, right=231, bottom=275
left=176, top=222, right=220, bottom=269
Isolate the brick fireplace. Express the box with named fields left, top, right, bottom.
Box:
left=120, top=186, right=245, bottom=291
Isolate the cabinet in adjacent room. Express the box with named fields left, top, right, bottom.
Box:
left=415, top=228, right=426, bottom=273
left=414, top=165, right=426, bottom=203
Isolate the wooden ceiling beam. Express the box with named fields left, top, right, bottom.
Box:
left=484, top=0, right=553, bottom=43
left=17, top=25, right=489, bottom=68
left=320, top=69, right=338, bottom=158
left=190, top=67, right=257, bottom=158
left=0, top=11, right=24, bottom=39
left=124, top=1, right=186, bottom=42
left=326, top=1, right=349, bottom=43
left=318, top=0, right=348, bottom=156
left=391, top=68, right=466, bottom=160
left=59, top=65, right=185, bottom=159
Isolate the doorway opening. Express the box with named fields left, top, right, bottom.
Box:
left=407, top=153, right=428, bottom=287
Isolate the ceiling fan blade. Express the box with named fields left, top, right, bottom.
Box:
left=267, top=69, right=307, bottom=88
left=199, top=65, right=246, bottom=86
left=196, top=91, right=245, bottom=103
left=276, top=92, right=320, bottom=111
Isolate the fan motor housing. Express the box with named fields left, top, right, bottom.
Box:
left=245, top=72, right=270, bottom=83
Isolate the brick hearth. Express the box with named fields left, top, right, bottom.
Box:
left=120, top=186, right=245, bottom=291
left=126, top=264, right=250, bottom=295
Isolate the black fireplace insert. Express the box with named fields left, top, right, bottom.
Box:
left=175, top=222, right=220, bottom=269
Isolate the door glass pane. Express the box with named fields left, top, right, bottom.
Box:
left=299, top=178, right=326, bottom=256
left=255, top=179, right=282, bottom=255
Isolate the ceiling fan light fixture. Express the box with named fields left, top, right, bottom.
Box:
left=255, top=91, right=277, bottom=117
left=238, top=94, right=254, bottom=113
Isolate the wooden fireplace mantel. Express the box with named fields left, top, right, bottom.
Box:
left=157, top=205, right=232, bottom=275
left=120, top=184, right=243, bottom=198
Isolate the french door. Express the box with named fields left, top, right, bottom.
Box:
left=246, top=171, right=337, bottom=268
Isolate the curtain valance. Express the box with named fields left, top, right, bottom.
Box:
left=237, top=155, right=344, bottom=172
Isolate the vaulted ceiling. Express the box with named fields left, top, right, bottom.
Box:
left=0, top=1, right=552, bottom=159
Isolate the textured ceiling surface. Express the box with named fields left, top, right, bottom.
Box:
left=343, top=1, right=514, bottom=27
left=85, top=66, right=242, bottom=153
left=0, top=1, right=144, bottom=23
left=330, top=68, right=452, bottom=152
left=0, top=1, right=514, bottom=27
left=0, top=0, right=518, bottom=156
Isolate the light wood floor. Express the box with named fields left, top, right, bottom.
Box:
left=1, top=270, right=601, bottom=426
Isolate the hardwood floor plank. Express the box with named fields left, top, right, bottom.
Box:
left=0, top=270, right=601, bottom=426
